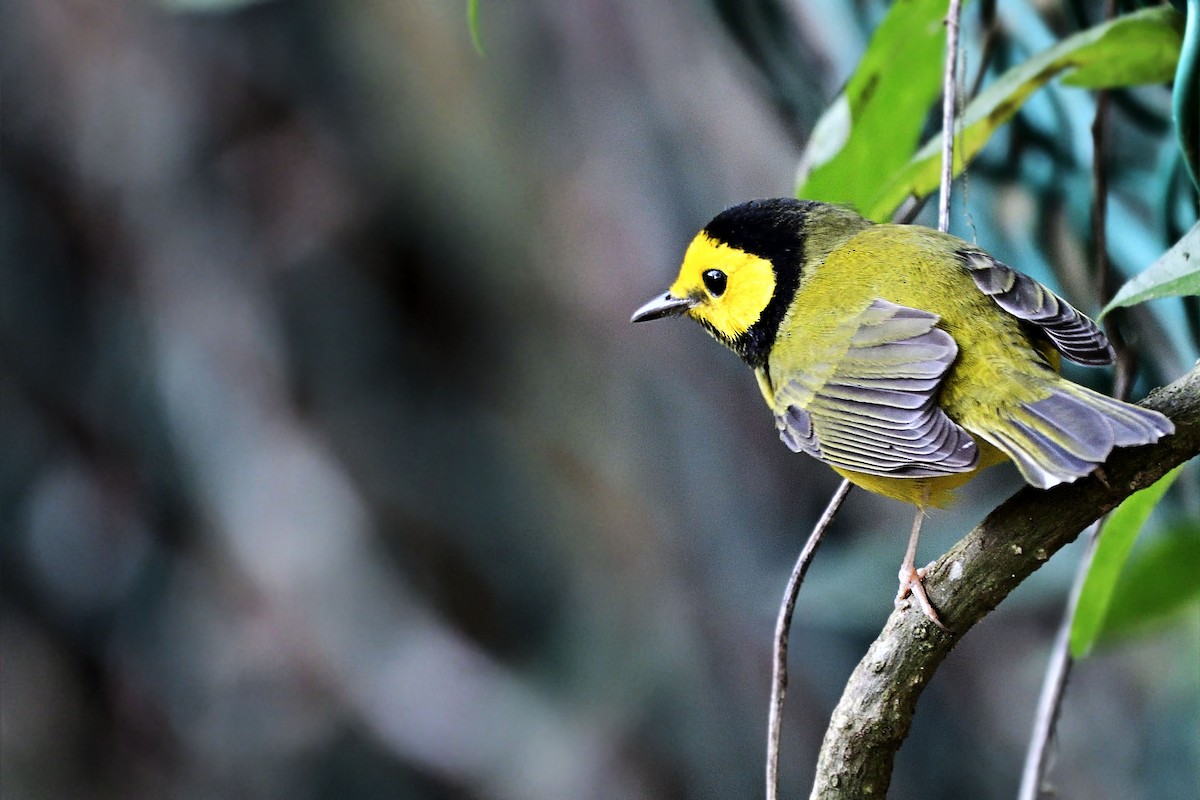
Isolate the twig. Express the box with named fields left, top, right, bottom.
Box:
left=766, top=479, right=852, bottom=800
left=938, top=0, right=964, bottom=233
left=809, top=367, right=1200, bottom=799
left=894, top=195, right=928, bottom=225
left=1017, top=521, right=1100, bottom=800
left=1091, top=74, right=1136, bottom=399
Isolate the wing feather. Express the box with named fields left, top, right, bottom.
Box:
left=772, top=299, right=979, bottom=478
left=959, top=251, right=1115, bottom=365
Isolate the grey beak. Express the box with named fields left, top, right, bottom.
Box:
left=631, top=292, right=695, bottom=323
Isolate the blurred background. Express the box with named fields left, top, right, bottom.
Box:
left=2, top=1, right=1197, bottom=798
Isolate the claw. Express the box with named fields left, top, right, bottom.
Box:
left=896, top=560, right=949, bottom=631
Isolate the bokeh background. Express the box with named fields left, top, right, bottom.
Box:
left=3, top=1, right=1197, bottom=799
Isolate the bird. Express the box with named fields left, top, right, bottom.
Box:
left=631, top=198, right=1174, bottom=628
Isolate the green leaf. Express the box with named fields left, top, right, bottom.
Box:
left=1101, top=222, right=1200, bottom=317
left=1061, top=7, right=1186, bottom=88
left=468, top=0, right=485, bottom=56
left=1069, top=466, right=1184, bottom=659
left=861, top=5, right=1185, bottom=222
left=1100, top=520, right=1200, bottom=640
left=795, top=0, right=951, bottom=210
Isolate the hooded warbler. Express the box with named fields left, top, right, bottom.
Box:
left=632, top=198, right=1174, bottom=627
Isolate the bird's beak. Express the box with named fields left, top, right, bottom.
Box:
left=631, top=292, right=695, bottom=323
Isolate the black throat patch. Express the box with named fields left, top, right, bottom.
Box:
left=701, top=198, right=811, bottom=369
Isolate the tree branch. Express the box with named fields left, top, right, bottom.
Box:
left=809, top=364, right=1200, bottom=799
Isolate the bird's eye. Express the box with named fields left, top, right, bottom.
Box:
left=702, top=269, right=727, bottom=297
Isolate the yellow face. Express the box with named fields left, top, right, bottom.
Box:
left=670, top=233, right=777, bottom=342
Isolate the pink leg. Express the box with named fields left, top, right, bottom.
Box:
left=894, top=506, right=949, bottom=631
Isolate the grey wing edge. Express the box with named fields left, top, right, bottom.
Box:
left=958, top=250, right=1115, bottom=366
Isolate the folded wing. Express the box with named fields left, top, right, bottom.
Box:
left=773, top=299, right=979, bottom=477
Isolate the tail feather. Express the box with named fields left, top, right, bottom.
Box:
left=1086, top=392, right=1175, bottom=446
left=1018, top=394, right=1112, bottom=461
left=976, top=383, right=1174, bottom=489
left=986, top=423, right=1094, bottom=489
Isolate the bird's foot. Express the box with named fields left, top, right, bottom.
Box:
left=895, top=560, right=949, bottom=631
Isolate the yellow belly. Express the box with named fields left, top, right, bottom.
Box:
left=831, top=436, right=1006, bottom=508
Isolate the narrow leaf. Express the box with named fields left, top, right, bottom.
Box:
left=1061, top=7, right=1186, bottom=87
left=795, top=0, right=951, bottom=210
left=1069, top=466, right=1184, bottom=659
left=1101, top=222, right=1200, bottom=317
left=1100, top=521, right=1200, bottom=639
left=862, top=6, right=1185, bottom=221
left=468, top=0, right=485, bottom=56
